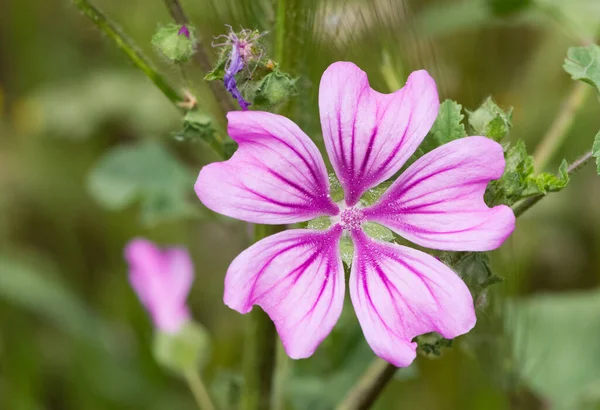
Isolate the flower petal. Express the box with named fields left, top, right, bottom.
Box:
left=196, top=111, right=339, bottom=224
left=350, top=229, right=476, bottom=367
left=364, top=137, right=515, bottom=251
left=125, top=238, right=193, bottom=333
left=224, top=226, right=345, bottom=359
left=319, top=62, right=439, bottom=206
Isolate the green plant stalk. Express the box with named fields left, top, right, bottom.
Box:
left=241, top=225, right=283, bottom=410
left=185, top=369, right=217, bottom=410
left=162, top=0, right=236, bottom=116
left=273, top=0, right=286, bottom=64
left=533, top=81, right=590, bottom=170
left=271, top=342, right=290, bottom=410
left=336, top=359, right=398, bottom=410
left=71, top=0, right=183, bottom=109
left=336, top=149, right=595, bottom=410
left=240, top=7, right=291, bottom=410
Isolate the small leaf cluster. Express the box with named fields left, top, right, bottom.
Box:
left=485, top=142, right=569, bottom=206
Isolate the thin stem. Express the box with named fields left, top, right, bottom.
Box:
left=241, top=224, right=284, bottom=410
left=162, top=0, right=236, bottom=115
left=71, top=0, right=183, bottom=108
left=335, top=359, right=397, bottom=410
left=513, top=150, right=594, bottom=217
left=533, top=82, right=590, bottom=170
left=185, top=369, right=217, bottom=410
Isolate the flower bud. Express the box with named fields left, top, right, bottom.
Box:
left=253, top=71, right=297, bottom=109
left=152, top=24, right=197, bottom=63
left=153, top=321, right=211, bottom=374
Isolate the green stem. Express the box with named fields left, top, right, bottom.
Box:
left=241, top=224, right=284, bottom=410
left=162, top=0, right=236, bottom=115
left=271, top=342, right=290, bottom=410
left=336, top=359, right=397, bottom=410
left=337, top=150, right=595, bottom=410
left=273, top=0, right=286, bottom=64
left=533, top=81, right=590, bottom=170
left=71, top=0, right=183, bottom=109
left=185, top=369, right=217, bottom=410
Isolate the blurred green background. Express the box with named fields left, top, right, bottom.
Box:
left=1, top=0, right=600, bottom=409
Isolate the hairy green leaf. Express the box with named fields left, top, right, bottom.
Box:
left=468, top=97, right=513, bottom=141
left=511, top=291, right=600, bottom=410
left=420, top=99, right=467, bottom=153
left=87, top=141, right=199, bottom=226
left=564, top=44, right=600, bottom=92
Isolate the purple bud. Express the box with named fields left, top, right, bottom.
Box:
left=178, top=25, right=190, bottom=38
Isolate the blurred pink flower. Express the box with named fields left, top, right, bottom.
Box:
left=195, top=62, right=515, bottom=366
left=124, top=238, right=194, bottom=334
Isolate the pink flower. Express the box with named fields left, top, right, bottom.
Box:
left=195, top=62, right=515, bottom=367
left=124, top=238, right=194, bottom=334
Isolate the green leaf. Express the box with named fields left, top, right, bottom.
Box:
left=563, top=44, right=600, bottom=92
left=87, top=141, right=199, bottom=226
left=528, top=159, right=570, bottom=195
left=511, top=291, right=600, bottom=410
left=0, top=252, right=102, bottom=339
left=593, top=130, right=600, bottom=175
left=153, top=321, right=211, bottom=375
left=174, top=110, right=224, bottom=155
left=404, top=99, right=468, bottom=168
left=441, top=251, right=502, bottom=296
left=485, top=141, right=533, bottom=205
left=420, top=99, right=467, bottom=153
left=467, top=97, right=513, bottom=141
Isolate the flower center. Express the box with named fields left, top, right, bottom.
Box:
left=339, top=207, right=366, bottom=231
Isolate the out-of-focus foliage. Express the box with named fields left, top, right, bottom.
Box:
left=30, top=70, right=179, bottom=139
left=511, top=291, right=600, bottom=410
left=87, top=141, right=200, bottom=226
